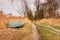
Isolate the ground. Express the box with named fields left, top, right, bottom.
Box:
left=33, top=18, right=60, bottom=40
left=0, top=16, right=60, bottom=40
left=0, top=16, right=32, bottom=40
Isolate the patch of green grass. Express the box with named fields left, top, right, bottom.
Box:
left=49, top=25, right=60, bottom=30
left=33, top=20, right=60, bottom=30
left=38, top=26, right=60, bottom=40
left=33, top=20, right=60, bottom=40
left=52, top=26, right=60, bottom=30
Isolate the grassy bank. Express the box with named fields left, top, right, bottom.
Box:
left=33, top=20, right=60, bottom=40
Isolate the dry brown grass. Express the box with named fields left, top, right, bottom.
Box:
left=0, top=23, right=32, bottom=40
left=40, top=18, right=60, bottom=25
left=0, top=16, right=30, bottom=29
left=0, top=15, right=32, bottom=40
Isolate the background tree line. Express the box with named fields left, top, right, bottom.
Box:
left=11, top=0, right=59, bottom=20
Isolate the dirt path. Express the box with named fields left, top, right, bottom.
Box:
left=31, top=23, right=40, bottom=40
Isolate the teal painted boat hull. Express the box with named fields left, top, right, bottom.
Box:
left=8, top=21, right=25, bottom=28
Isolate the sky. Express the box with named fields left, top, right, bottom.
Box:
left=0, top=0, right=60, bottom=17
left=0, top=0, right=47, bottom=17
left=0, top=0, right=25, bottom=17
left=0, top=0, right=36, bottom=17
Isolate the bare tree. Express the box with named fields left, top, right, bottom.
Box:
left=35, top=0, right=58, bottom=19
left=47, top=0, right=58, bottom=18
left=11, top=0, right=13, bottom=6
left=10, top=0, right=58, bottom=20
left=24, top=0, right=36, bottom=20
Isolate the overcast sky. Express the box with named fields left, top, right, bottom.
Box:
left=0, top=0, right=60, bottom=17
left=0, top=0, right=36, bottom=17
left=0, top=0, right=47, bottom=17
left=0, top=0, right=25, bottom=17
